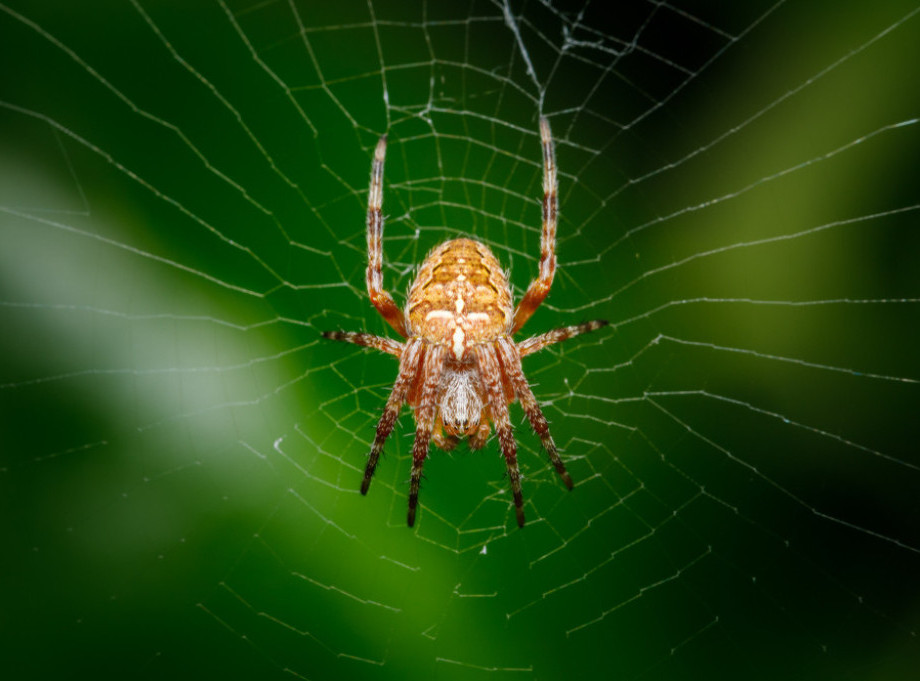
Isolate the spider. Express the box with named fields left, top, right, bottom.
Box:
left=323, top=117, right=608, bottom=527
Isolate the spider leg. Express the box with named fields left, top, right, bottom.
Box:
left=512, top=116, right=557, bottom=334
left=498, top=337, right=573, bottom=490
left=407, top=344, right=446, bottom=527
left=517, top=320, right=609, bottom=357
left=476, top=344, right=526, bottom=527
left=366, top=135, right=409, bottom=339
left=322, top=330, right=404, bottom=358
left=361, top=338, right=423, bottom=495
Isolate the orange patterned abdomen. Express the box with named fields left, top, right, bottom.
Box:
left=406, top=238, right=513, bottom=358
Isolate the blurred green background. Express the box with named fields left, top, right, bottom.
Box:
left=2, top=1, right=919, bottom=679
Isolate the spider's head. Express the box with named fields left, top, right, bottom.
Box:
left=440, top=369, right=483, bottom=437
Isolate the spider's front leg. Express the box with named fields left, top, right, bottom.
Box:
left=407, top=345, right=446, bottom=527
left=475, top=345, right=527, bottom=527
left=361, top=339, right=423, bottom=495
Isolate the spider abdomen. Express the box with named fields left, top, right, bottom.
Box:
left=406, top=238, right=513, bottom=359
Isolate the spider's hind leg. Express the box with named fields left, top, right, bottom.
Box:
left=511, top=117, right=558, bottom=334
left=365, top=134, right=409, bottom=338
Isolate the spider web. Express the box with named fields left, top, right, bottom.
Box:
left=2, top=0, right=919, bottom=679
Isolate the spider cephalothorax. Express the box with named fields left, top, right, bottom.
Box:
left=324, top=118, right=608, bottom=527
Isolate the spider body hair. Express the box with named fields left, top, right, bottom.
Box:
left=439, top=364, right=484, bottom=438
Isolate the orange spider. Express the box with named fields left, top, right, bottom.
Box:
left=324, top=118, right=608, bottom=527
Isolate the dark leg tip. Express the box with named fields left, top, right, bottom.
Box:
left=516, top=506, right=526, bottom=528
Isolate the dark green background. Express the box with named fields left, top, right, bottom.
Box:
left=2, top=1, right=919, bottom=679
